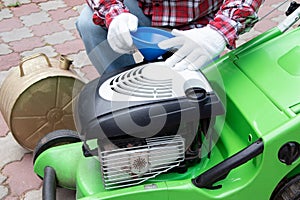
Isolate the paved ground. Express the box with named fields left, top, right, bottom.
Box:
left=0, top=0, right=293, bottom=199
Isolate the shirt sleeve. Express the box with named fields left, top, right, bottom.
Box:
left=86, top=0, right=129, bottom=28
left=209, top=0, right=264, bottom=48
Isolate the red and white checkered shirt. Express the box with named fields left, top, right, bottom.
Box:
left=86, top=0, right=263, bottom=48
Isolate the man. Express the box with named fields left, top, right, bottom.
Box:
left=76, top=0, right=263, bottom=74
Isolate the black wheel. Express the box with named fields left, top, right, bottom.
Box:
left=272, top=174, right=300, bottom=200
left=33, top=129, right=81, bottom=163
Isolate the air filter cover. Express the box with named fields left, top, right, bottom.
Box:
left=99, top=62, right=213, bottom=102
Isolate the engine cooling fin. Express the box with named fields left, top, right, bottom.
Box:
left=99, top=135, right=185, bottom=189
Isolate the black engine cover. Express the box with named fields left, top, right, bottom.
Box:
left=75, top=62, right=224, bottom=150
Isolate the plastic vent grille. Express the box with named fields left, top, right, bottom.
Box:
left=99, top=135, right=185, bottom=189
left=110, top=67, right=173, bottom=99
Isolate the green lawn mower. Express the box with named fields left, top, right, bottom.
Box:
left=33, top=3, right=300, bottom=200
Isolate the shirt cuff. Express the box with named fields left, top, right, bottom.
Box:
left=106, top=8, right=129, bottom=28
left=209, top=15, right=238, bottom=49
left=92, top=7, right=129, bottom=28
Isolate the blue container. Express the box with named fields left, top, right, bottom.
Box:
left=131, top=27, right=174, bottom=61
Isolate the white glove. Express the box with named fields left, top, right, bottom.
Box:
left=107, top=13, right=138, bottom=54
left=158, top=26, right=226, bottom=71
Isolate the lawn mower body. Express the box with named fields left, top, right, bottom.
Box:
left=34, top=18, right=300, bottom=200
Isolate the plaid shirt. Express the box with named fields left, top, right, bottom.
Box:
left=86, top=0, right=263, bottom=48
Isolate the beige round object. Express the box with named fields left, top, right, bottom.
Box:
left=0, top=53, right=86, bottom=150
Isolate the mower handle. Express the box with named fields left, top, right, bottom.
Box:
left=278, top=5, right=300, bottom=32
left=43, top=166, right=57, bottom=200
left=192, top=139, right=264, bottom=189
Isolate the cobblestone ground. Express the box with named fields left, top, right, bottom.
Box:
left=0, top=0, right=292, bottom=199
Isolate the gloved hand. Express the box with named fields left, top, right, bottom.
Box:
left=107, top=13, right=138, bottom=54
left=158, top=26, right=226, bottom=71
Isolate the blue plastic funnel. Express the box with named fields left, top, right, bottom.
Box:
left=131, top=27, right=174, bottom=61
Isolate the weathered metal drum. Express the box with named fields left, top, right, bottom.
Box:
left=0, top=53, right=87, bottom=150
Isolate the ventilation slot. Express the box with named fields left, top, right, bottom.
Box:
left=100, top=135, right=185, bottom=189
left=110, top=67, right=173, bottom=99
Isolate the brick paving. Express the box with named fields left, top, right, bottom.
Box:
left=0, top=0, right=292, bottom=199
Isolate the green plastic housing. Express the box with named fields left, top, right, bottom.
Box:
left=34, top=27, right=300, bottom=199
